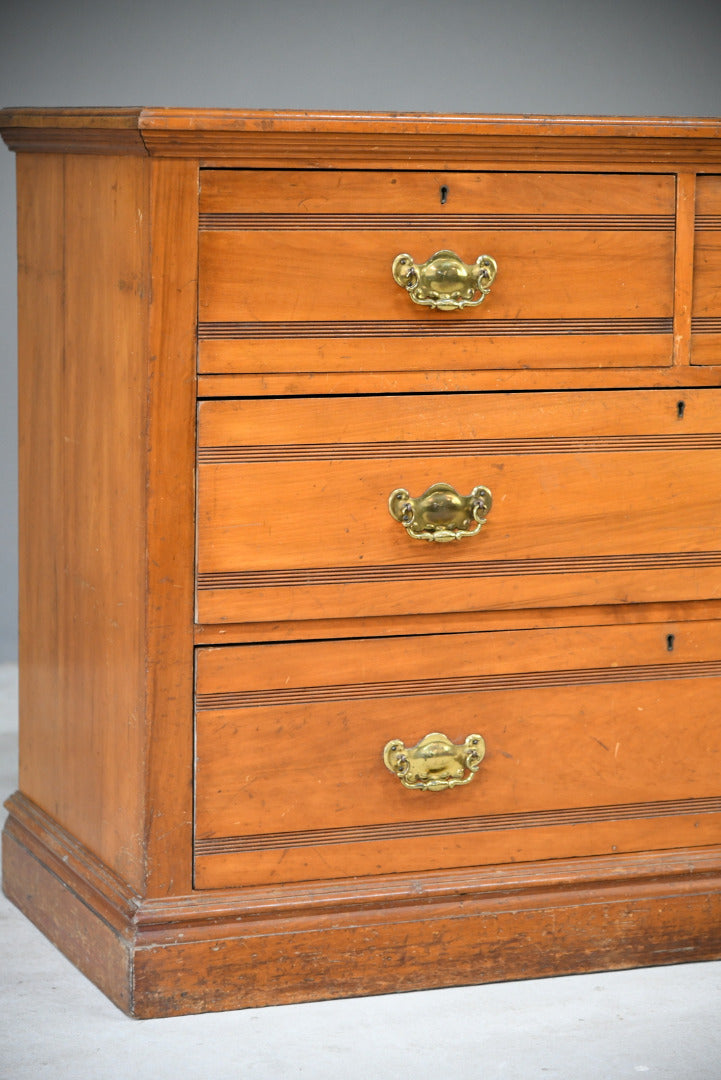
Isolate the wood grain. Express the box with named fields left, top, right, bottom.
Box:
left=197, top=452, right=720, bottom=568
left=673, top=173, right=696, bottom=365
left=195, top=623, right=721, bottom=884
left=196, top=390, right=721, bottom=621
left=195, top=365, right=721, bottom=398
left=17, top=152, right=150, bottom=888
left=199, top=229, right=674, bottom=323
left=5, top=793, right=721, bottom=1015
left=693, top=176, right=721, bottom=368
left=199, top=388, right=720, bottom=444
left=193, top=597, right=721, bottom=646
left=4, top=108, right=721, bottom=1016
left=696, top=175, right=721, bottom=215
left=199, top=169, right=676, bottom=216
left=5, top=109, right=721, bottom=168
left=141, top=159, right=198, bottom=897
left=197, top=328, right=673, bottom=375
left=14, top=151, right=199, bottom=895
left=692, top=236, right=721, bottom=318
left=195, top=813, right=721, bottom=889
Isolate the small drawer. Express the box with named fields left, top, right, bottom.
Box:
left=198, top=170, right=676, bottom=376
left=196, top=388, right=721, bottom=625
left=693, top=175, right=721, bottom=365
left=194, top=621, right=721, bottom=889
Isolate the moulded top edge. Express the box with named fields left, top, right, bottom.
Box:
left=141, top=109, right=721, bottom=139
left=3, top=108, right=721, bottom=162
left=0, top=107, right=145, bottom=128
left=1, top=107, right=720, bottom=137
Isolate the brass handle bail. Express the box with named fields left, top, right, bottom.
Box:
left=384, top=732, right=486, bottom=792
left=389, top=482, right=492, bottom=543
left=392, top=249, right=498, bottom=311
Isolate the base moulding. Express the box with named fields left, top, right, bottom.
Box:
left=3, top=792, right=721, bottom=1018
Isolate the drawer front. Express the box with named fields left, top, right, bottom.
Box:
left=198, top=170, right=675, bottom=375
left=194, top=622, right=721, bottom=888
left=196, top=389, right=721, bottom=624
left=693, top=175, right=721, bottom=365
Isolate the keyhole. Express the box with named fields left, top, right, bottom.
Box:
left=666, top=633, right=675, bottom=652
left=440, top=185, right=449, bottom=205
left=677, top=401, right=685, bottom=420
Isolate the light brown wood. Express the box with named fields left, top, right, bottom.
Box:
left=692, top=175, right=721, bottom=366
left=14, top=148, right=198, bottom=896
left=4, top=108, right=721, bottom=167
left=194, top=623, right=721, bottom=886
left=195, top=364, right=721, bottom=397
left=6, top=792, right=721, bottom=1016
left=141, top=159, right=199, bottom=897
left=2, top=818, right=133, bottom=1013
left=673, top=173, right=696, bottom=366
left=199, top=386, right=719, bottom=442
left=692, top=238, right=721, bottom=316
left=193, top=597, right=721, bottom=645
left=196, top=167, right=675, bottom=380
left=197, top=333, right=674, bottom=376
left=200, top=168, right=676, bottom=215
left=17, top=152, right=150, bottom=888
left=199, top=228, right=674, bottom=323
left=2, top=109, right=721, bottom=1017
left=696, top=174, right=721, bottom=214
left=196, top=390, right=721, bottom=622
left=196, top=813, right=721, bottom=891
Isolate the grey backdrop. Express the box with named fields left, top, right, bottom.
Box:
left=1, top=0, right=720, bottom=661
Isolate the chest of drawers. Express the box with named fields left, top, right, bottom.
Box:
left=2, top=108, right=721, bottom=1017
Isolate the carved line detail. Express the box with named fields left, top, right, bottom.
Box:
left=198, top=434, right=721, bottom=464
left=692, top=317, right=721, bottom=333
left=696, top=215, right=721, bottom=229
left=199, top=212, right=675, bottom=231
left=198, top=317, right=673, bottom=340
left=194, top=795, right=721, bottom=855
left=197, top=551, right=721, bottom=592
left=195, top=659, right=721, bottom=711
left=145, top=132, right=721, bottom=166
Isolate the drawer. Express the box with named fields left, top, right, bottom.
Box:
left=693, top=175, right=721, bottom=365
left=198, top=170, right=676, bottom=375
left=194, top=621, right=721, bottom=888
left=196, top=388, right=721, bottom=625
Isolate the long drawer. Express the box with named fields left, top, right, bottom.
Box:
left=198, top=169, right=675, bottom=375
left=196, top=388, right=721, bottom=624
left=194, top=620, right=721, bottom=888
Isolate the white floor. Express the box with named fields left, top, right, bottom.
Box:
left=1, top=663, right=719, bottom=1080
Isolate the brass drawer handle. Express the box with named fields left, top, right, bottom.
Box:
left=389, top=482, right=492, bottom=543
left=392, top=249, right=498, bottom=311
left=384, top=732, right=486, bottom=792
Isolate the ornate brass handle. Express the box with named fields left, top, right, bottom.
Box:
left=389, top=482, right=492, bottom=542
left=392, top=249, right=498, bottom=311
left=384, top=732, right=486, bottom=792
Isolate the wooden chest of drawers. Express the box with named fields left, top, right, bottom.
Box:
left=2, top=108, right=721, bottom=1017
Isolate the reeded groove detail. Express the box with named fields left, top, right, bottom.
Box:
left=199, top=212, right=675, bottom=231
left=693, top=317, right=721, bottom=333
left=194, top=795, right=721, bottom=855
left=146, top=132, right=721, bottom=166
left=195, top=659, right=721, bottom=711
left=197, top=551, right=721, bottom=592
left=198, top=434, right=721, bottom=464
left=696, top=215, right=721, bottom=229
left=198, top=318, right=673, bottom=340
